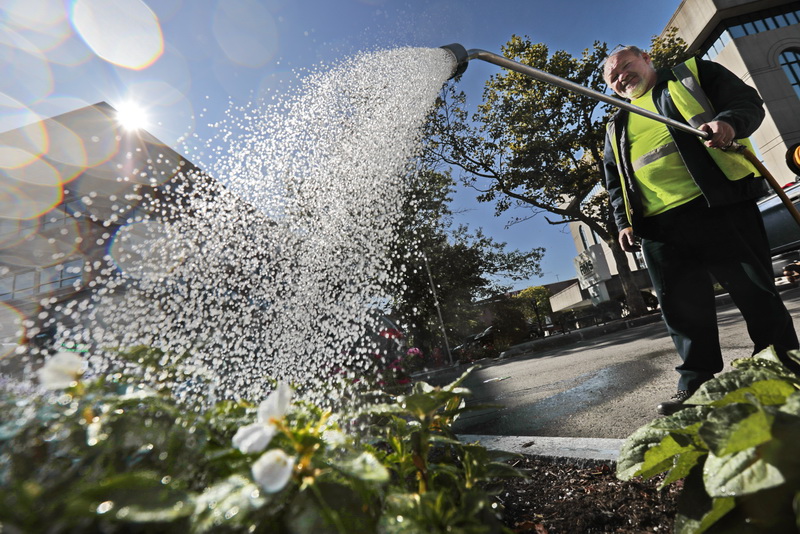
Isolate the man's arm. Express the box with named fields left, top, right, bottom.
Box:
left=602, top=121, right=639, bottom=251
left=696, top=57, right=765, bottom=139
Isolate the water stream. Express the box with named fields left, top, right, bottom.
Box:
left=2, top=47, right=455, bottom=406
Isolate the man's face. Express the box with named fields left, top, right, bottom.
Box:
left=603, top=50, right=656, bottom=100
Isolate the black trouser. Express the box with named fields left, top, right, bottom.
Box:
left=640, top=197, right=798, bottom=392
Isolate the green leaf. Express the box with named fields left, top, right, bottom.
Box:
left=688, top=370, right=787, bottom=405
left=732, top=357, right=797, bottom=379
left=333, top=452, right=389, bottom=483
left=713, top=379, right=795, bottom=407
left=753, top=345, right=783, bottom=363
left=640, top=434, right=697, bottom=479
left=411, top=381, right=436, bottom=396
left=704, top=448, right=786, bottom=498
left=617, top=426, right=670, bottom=480
left=444, top=365, right=480, bottom=390
left=779, top=391, right=800, bottom=416
left=697, top=403, right=774, bottom=457
left=618, top=406, right=715, bottom=481
left=794, top=490, right=800, bottom=530
left=675, top=495, right=735, bottom=534
left=191, top=475, right=267, bottom=533
left=428, top=435, right=462, bottom=446
left=66, top=471, right=193, bottom=524
left=649, top=405, right=714, bottom=432
left=661, top=450, right=707, bottom=488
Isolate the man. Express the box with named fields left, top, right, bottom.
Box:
left=602, top=45, right=799, bottom=415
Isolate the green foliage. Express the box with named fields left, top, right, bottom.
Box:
left=617, top=347, right=800, bottom=533
left=365, top=366, right=523, bottom=533
left=391, top=167, right=543, bottom=357
left=513, top=286, right=553, bottom=336
left=484, top=294, right=528, bottom=350
left=0, top=348, right=524, bottom=533
left=648, top=27, right=695, bottom=70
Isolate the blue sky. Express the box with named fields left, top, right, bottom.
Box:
left=2, top=0, right=682, bottom=289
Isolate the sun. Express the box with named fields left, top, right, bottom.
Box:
left=115, top=101, right=149, bottom=131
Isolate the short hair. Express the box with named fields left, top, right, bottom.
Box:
left=601, top=45, right=645, bottom=70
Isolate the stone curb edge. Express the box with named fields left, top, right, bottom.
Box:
left=458, top=434, right=624, bottom=465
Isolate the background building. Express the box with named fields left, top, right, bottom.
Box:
left=0, top=102, right=203, bottom=364
left=668, top=0, right=800, bottom=182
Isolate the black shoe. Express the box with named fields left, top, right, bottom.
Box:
left=657, top=390, right=694, bottom=416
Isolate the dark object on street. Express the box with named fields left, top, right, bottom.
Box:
left=785, top=260, right=800, bottom=283
left=656, top=389, right=695, bottom=416
left=452, top=326, right=494, bottom=361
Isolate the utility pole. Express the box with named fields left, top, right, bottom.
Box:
left=423, top=255, right=453, bottom=366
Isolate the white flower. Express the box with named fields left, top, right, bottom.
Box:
left=36, top=351, right=86, bottom=390
left=232, top=382, right=292, bottom=454
left=251, top=449, right=295, bottom=493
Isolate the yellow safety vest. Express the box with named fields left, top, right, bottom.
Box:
left=669, top=57, right=760, bottom=179
left=607, top=57, right=762, bottom=225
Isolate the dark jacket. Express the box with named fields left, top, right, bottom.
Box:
left=603, top=57, right=767, bottom=233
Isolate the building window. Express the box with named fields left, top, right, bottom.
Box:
left=40, top=259, right=84, bottom=293
left=0, top=259, right=84, bottom=302
left=779, top=49, right=800, bottom=99
left=701, top=6, right=800, bottom=60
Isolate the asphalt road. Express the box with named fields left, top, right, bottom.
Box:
left=421, top=285, right=800, bottom=440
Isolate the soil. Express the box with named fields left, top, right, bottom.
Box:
left=498, top=456, right=681, bottom=534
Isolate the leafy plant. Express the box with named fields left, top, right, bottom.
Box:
left=617, top=347, right=800, bottom=533
left=0, top=348, right=524, bottom=533
left=364, top=366, right=523, bottom=533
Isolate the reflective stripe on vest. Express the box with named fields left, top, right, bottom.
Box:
left=632, top=142, right=679, bottom=173
left=670, top=62, right=715, bottom=128
left=668, top=57, right=761, bottom=180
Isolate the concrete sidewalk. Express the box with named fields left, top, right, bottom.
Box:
left=458, top=434, right=624, bottom=465
left=417, top=315, right=661, bottom=464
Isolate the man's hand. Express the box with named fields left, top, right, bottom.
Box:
left=699, top=120, right=736, bottom=149
left=619, top=227, right=640, bottom=252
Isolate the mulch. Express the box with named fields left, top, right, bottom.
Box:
left=497, top=456, right=681, bottom=533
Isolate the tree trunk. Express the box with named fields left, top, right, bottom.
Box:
left=608, top=238, right=648, bottom=317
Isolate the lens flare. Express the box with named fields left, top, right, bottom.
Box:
left=69, top=0, right=164, bottom=70
left=0, top=154, right=64, bottom=220
left=212, top=0, right=278, bottom=68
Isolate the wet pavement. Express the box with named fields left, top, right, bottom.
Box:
left=418, top=285, right=800, bottom=443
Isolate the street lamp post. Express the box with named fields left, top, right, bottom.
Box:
left=423, top=255, right=454, bottom=366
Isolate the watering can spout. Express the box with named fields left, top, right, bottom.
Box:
left=440, top=43, right=469, bottom=79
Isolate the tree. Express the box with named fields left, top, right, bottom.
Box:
left=485, top=294, right=528, bottom=350
left=649, top=27, right=696, bottom=69
left=426, top=31, right=690, bottom=317
left=513, top=285, right=552, bottom=337
left=389, top=167, right=543, bottom=360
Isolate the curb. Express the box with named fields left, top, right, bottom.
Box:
left=497, top=312, right=663, bottom=360
left=458, top=434, right=624, bottom=465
